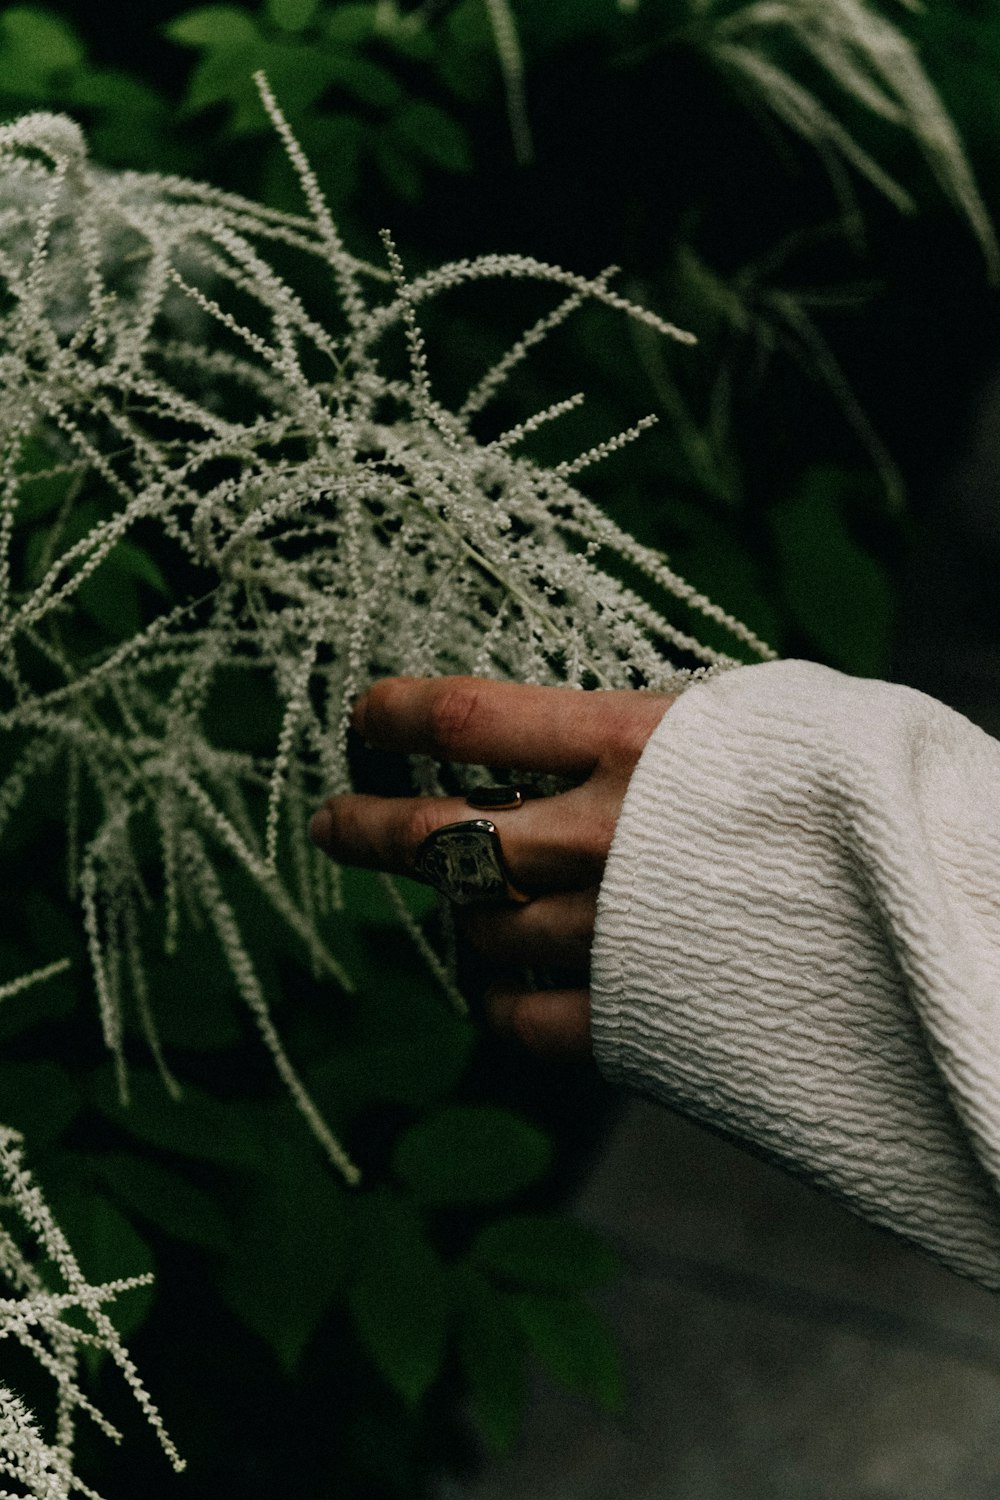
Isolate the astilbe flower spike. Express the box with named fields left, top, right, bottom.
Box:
left=0, top=1127, right=181, bottom=1498
left=0, top=86, right=774, bottom=1198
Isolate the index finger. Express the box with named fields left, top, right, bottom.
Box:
left=352, top=676, right=673, bottom=774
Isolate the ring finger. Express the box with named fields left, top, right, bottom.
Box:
left=309, top=788, right=605, bottom=892
left=459, top=887, right=597, bottom=971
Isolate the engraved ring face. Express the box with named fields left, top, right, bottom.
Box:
left=412, top=819, right=529, bottom=907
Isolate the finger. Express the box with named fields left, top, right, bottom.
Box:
left=460, top=889, right=597, bottom=970
left=310, top=786, right=610, bottom=888
left=353, top=676, right=673, bottom=775
left=484, top=985, right=592, bottom=1058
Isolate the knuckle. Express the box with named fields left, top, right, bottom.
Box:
left=362, top=677, right=411, bottom=743
left=601, top=706, right=655, bottom=765
left=427, top=679, right=482, bottom=757
left=566, top=809, right=616, bottom=871
left=404, top=798, right=447, bottom=860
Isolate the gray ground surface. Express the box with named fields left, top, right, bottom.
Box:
left=440, top=1100, right=1000, bottom=1500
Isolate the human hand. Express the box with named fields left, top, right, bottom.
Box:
left=308, top=677, right=675, bottom=1057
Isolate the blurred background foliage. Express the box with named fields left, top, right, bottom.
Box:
left=1, top=1, right=1000, bottom=1495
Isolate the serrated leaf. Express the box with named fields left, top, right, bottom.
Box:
left=0, top=1061, right=80, bottom=1147
left=471, top=1214, right=622, bottom=1292
left=0, top=7, right=84, bottom=74
left=89, top=1150, right=232, bottom=1253
left=390, top=100, right=472, bottom=173
left=392, top=1106, right=551, bottom=1206
left=768, top=467, right=894, bottom=677
left=217, top=1134, right=353, bottom=1371
left=266, top=0, right=320, bottom=33
left=509, top=1290, right=625, bottom=1413
left=164, top=5, right=260, bottom=49
left=452, top=1264, right=527, bottom=1454
left=347, top=1190, right=447, bottom=1406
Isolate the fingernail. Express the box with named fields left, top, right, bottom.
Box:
left=309, top=806, right=333, bottom=847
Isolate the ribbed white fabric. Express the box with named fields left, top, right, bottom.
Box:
left=591, top=658, right=1000, bottom=1287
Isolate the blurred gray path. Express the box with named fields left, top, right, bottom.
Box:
left=441, top=1101, right=1000, bottom=1500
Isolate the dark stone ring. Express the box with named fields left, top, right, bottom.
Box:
left=412, top=819, right=531, bottom=907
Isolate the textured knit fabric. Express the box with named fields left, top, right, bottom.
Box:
left=590, top=658, right=1000, bottom=1288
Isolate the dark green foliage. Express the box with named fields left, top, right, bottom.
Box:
left=392, top=1106, right=552, bottom=1206
left=508, top=1288, right=625, bottom=1413
left=452, top=1263, right=527, bottom=1454
left=1, top=0, right=997, bottom=1494
left=347, top=1188, right=448, bottom=1406
left=470, top=1212, right=622, bottom=1292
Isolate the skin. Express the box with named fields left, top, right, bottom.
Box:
left=308, top=676, right=676, bottom=1058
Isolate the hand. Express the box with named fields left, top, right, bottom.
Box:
left=308, top=677, right=675, bottom=1057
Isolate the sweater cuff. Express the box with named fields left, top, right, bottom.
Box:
left=591, top=658, right=1000, bottom=1286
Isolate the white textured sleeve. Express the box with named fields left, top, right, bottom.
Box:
left=591, top=658, right=1000, bottom=1287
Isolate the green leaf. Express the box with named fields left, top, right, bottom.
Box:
left=183, top=46, right=259, bottom=115
left=509, top=1290, right=625, bottom=1412
left=471, top=1214, right=622, bottom=1292
left=293, top=112, right=364, bottom=202
left=768, top=467, right=894, bottom=677
left=374, top=137, right=423, bottom=202
left=0, top=1061, right=80, bottom=1147
left=47, top=1169, right=156, bottom=1342
left=164, top=5, right=260, bottom=49
left=311, top=1013, right=475, bottom=1120
left=217, top=1134, right=354, bottom=1371
left=322, top=4, right=377, bottom=47
left=226, top=43, right=332, bottom=134
left=89, top=1150, right=232, bottom=1253
left=392, top=1106, right=552, bottom=1206
left=77, top=562, right=140, bottom=640
left=390, top=100, right=472, bottom=173
left=0, top=7, right=85, bottom=74
left=337, top=866, right=439, bottom=925
left=436, top=0, right=495, bottom=103
left=347, top=1190, right=447, bottom=1406
left=66, top=69, right=165, bottom=118
left=266, top=0, right=320, bottom=33
left=108, top=539, right=171, bottom=597
left=320, top=51, right=403, bottom=108
left=91, top=1066, right=272, bottom=1171
left=452, top=1264, right=527, bottom=1454
left=0, top=942, right=73, bottom=1042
